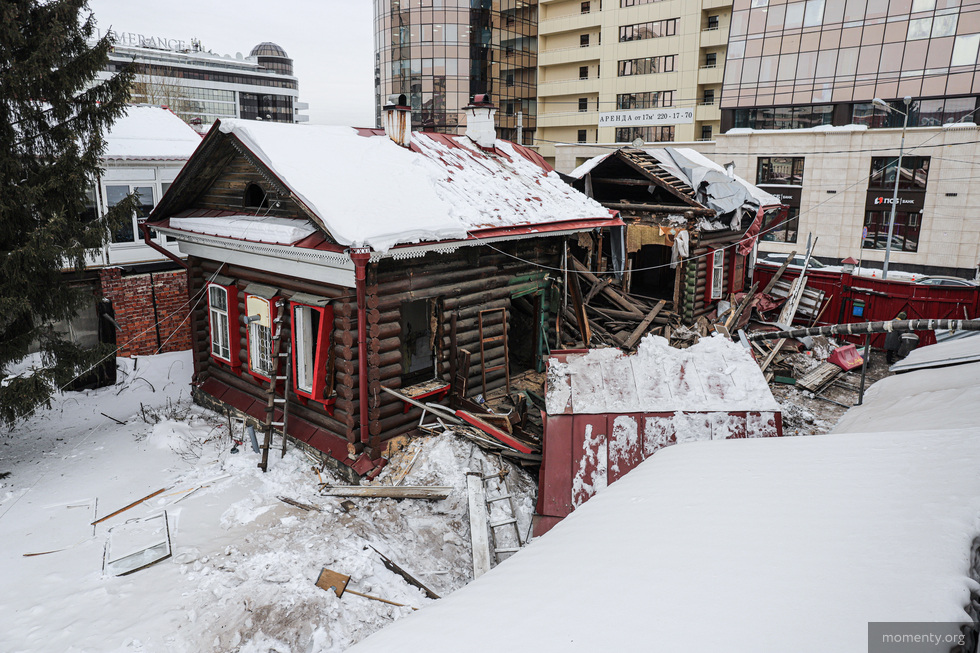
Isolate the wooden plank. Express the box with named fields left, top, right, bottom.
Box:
left=570, top=257, right=644, bottom=317
left=319, top=486, right=452, bottom=499
left=466, top=473, right=492, bottom=579
left=761, top=249, right=798, bottom=295
left=623, top=301, right=666, bottom=349
left=568, top=264, right=592, bottom=346
left=456, top=411, right=533, bottom=454
left=91, top=488, right=166, bottom=525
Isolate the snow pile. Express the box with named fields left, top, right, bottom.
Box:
left=349, top=426, right=980, bottom=653
left=170, top=215, right=317, bottom=245
left=547, top=334, right=779, bottom=414
left=104, top=105, right=203, bottom=160
left=213, top=121, right=610, bottom=252
left=0, top=352, right=537, bottom=652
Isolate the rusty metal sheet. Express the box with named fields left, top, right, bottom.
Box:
left=571, top=414, right=608, bottom=509
left=608, top=414, right=643, bottom=483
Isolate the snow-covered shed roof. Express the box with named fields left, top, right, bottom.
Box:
left=569, top=146, right=781, bottom=218
left=103, top=105, right=202, bottom=161
left=160, top=121, right=614, bottom=253
left=888, top=333, right=980, bottom=373
left=349, top=425, right=980, bottom=653
left=546, top=335, right=779, bottom=414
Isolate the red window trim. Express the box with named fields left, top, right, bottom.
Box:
left=243, top=294, right=279, bottom=383
left=704, top=247, right=725, bottom=304
left=289, top=300, right=335, bottom=406
left=207, top=281, right=240, bottom=373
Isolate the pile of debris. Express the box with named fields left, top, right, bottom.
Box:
left=560, top=255, right=684, bottom=350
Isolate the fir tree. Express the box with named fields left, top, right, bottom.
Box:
left=0, top=0, right=136, bottom=425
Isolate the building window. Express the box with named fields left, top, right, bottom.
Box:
left=619, top=18, right=678, bottom=42
left=761, top=207, right=800, bottom=243
left=207, top=283, right=238, bottom=366
left=579, top=66, right=589, bottom=80
left=580, top=34, right=590, bottom=47
left=245, top=294, right=276, bottom=379
left=107, top=184, right=154, bottom=244
left=618, top=55, right=676, bottom=76
left=578, top=97, right=589, bottom=112
left=734, top=105, right=834, bottom=130
left=706, top=248, right=725, bottom=302
left=581, top=1, right=591, bottom=13
left=506, top=72, right=514, bottom=86
left=243, top=183, right=268, bottom=210
left=702, top=89, right=715, bottom=105
left=615, top=126, right=674, bottom=143
left=853, top=98, right=978, bottom=129
left=704, top=52, right=717, bottom=68
left=707, top=15, right=719, bottom=29
left=757, top=157, right=805, bottom=186
left=620, top=0, right=665, bottom=5
left=701, top=125, right=712, bottom=140
left=868, top=156, right=929, bottom=191
left=863, top=211, right=920, bottom=253
left=291, top=300, right=335, bottom=402
left=617, top=90, right=674, bottom=109
left=401, top=299, right=436, bottom=385
left=578, top=129, right=588, bottom=143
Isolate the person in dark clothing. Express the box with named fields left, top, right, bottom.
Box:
left=884, top=311, right=907, bottom=364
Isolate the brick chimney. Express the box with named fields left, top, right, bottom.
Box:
left=383, top=93, right=411, bottom=148
left=463, top=93, right=497, bottom=149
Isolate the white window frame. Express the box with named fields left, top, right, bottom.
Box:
left=208, top=284, right=231, bottom=362
left=245, top=295, right=275, bottom=378
left=711, top=249, right=725, bottom=300
left=294, top=304, right=317, bottom=394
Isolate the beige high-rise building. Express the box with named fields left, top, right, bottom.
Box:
left=535, top=0, right=731, bottom=165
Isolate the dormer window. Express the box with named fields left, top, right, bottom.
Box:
left=244, top=183, right=268, bottom=210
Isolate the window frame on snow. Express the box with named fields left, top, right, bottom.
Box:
left=290, top=299, right=335, bottom=403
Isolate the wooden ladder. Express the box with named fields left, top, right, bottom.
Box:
left=258, top=298, right=291, bottom=472
left=478, top=308, right=510, bottom=398
left=482, top=458, right=524, bottom=564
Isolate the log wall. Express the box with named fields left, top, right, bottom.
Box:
left=187, top=237, right=561, bottom=460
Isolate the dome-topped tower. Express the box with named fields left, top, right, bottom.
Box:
left=250, top=42, right=293, bottom=75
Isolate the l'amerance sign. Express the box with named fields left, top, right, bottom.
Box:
left=598, top=108, right=695, bottom=127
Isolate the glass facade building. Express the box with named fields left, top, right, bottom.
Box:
left=720, top=0, right=980, bottom=132
left=373, top=0, right=538, bottom=144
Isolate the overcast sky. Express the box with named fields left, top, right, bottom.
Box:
left=87, top=0, right=377, bottom=126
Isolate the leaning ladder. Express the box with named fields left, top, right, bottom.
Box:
left=258, top=299, right=291, bottom=472
left=478, top=308, right=510, bottom=398
left=482, top=457, right=524, bottom=564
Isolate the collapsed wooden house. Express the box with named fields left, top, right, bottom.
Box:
left=146, top=96, right=618, bottom=479
left=567, top=147, right=784, bottom=326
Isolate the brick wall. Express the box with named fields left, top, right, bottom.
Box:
left=99, top=267, right=192, bottom=356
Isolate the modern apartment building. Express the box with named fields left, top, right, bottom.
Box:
left=535, top=0, right=731, bottom=164
left=94, top=30, right=309, bottom=127
left=373, top=0, right=538, bottom=143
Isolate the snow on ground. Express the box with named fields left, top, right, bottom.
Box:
left=350, top=430, right=980, bottom=652
left=0, top=352, right=536, bottom=653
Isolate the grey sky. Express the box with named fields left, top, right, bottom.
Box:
left=87, top=0, right=377, bottom=127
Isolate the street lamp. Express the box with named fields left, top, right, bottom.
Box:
left=871, top=96, right=912, bottom=279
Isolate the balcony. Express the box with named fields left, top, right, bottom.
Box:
left=539, top=44, right=602, bottom=67
left=700, top=26, right=729, bottom=49
left=698, top=64, right=725, bottom=86
left=696, top=102, right=721, bottom=122
left=537, top=77, right=601, bottom=97
left=539, top=11, right=602, bottom=36
left=537, top=110, right=599, bottom=129
left=701, top=0, right=733, bottom=9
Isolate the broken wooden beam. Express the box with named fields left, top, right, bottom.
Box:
left=92, top=488, right=166, bottom=526
left=570, top=257, right=644, bottom=317
left=369, top=545, right=441, bottom=600
left=466, top=472, right=492, bottom=579
left=456, top=411, right=533, bottom=454
left=761, top=249, right=798, bottom=296
left=623, top=301, right=666, bottom=350
left=319, top=486, right=452, bottom=500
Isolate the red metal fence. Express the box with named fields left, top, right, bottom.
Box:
left=752, top=265, right=980, bottom=348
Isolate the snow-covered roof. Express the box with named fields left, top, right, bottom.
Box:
left=888, top=333, right=980, bottom=373
left=568, top=147, right=781, bottom=214
left=208, top=121, right=613, bottom=252
left=349, top=424, right=980, bottom=653
left=546, top=335, right=779, bottom=414
left=103, top=105, right=202, bottom=161
left=169, top=215, right=316, bottom=245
